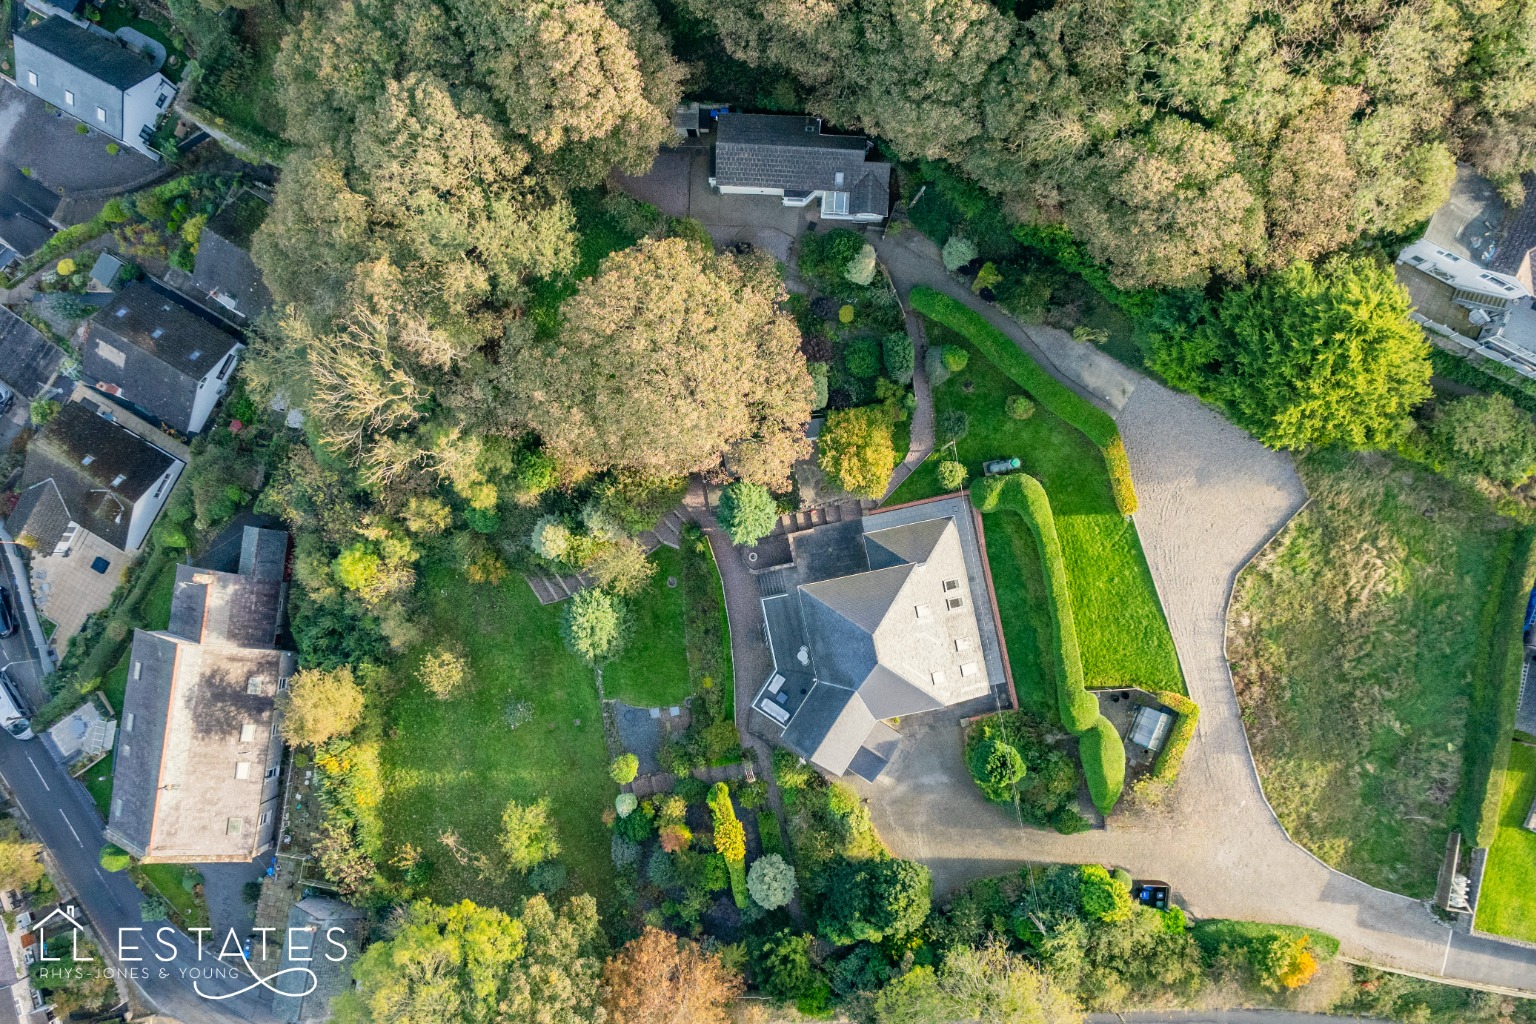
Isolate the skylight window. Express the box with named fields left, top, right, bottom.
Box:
left=960, top=662, right=979, bottom=677
left=188, top=349, right=202, bottom=361
left=81, top=455, right=94, bottom=466
left=946, top=596, right=965, bottom=611
left=114, top=307, right=128, bottom=318
left=151, top=327, right=164, bottom=339
left=111, top=474, right=126, bottom=487
left=942, top=579, right=961, bottom=592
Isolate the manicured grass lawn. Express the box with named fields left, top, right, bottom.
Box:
left=82, top=752, right=114, bottom=819
left=1230, top=450, right=1519, bottom=897
left=890, top=322, right=1182, bottom=695
left=604, top=547, right=692, bottom=707
left=133, top=863, right=208, bottom=929
left=977, top=512, right=1057, bottom=717
left=1474, top=741, right=1536, bottom=942
left=377, top=561, right=614, bottom=910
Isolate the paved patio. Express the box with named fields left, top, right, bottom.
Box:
left=30, top=532, right=128, bottom=647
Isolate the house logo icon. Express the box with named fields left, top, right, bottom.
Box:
left=30, top=906, right=90, bottom=963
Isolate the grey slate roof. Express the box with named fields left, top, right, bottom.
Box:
left=16, top=17, right=157, bottom=90
left=79, top=280, right=241, bottom=431
left=0, top=307, right=64, bottom=399
left=1490, top=173, right=1536, bottom=292
left=190, top=191, right=272, bottom=320
left=714, top=113, right=891, bottom=216
left=756, top=501, right=1001, bottom=776
left=0, top=163, right=61, bottom=259
left=273, top=898, right=366, bottom=1024
left=13, top=18, right=158, bottom=142
left=240, top=527, right=288, bottom=581
left=7, top=400, right=177, bottom=549
left=105, top=529, right=293, bottom=863
left=90, top=251, right=124, bottom=289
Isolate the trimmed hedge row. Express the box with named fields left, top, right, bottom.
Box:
left=1465, top=527, right=1536, bottom=847
left=972, top=475, right=1125, bottom=813
left=911, top=286, right=1138, bottom=515
left=1149, top=690, right=1200, bottom=784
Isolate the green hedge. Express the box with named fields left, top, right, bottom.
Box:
left=1078, top=718, right=1126, bottom=815
left=1149, top=690, right=1200, bottom=783
left=971, top=475, right=1126, bottom=813
left=1464, top=528, right=1536, bottom=846
left=911, top=287, right=1138, bottom=514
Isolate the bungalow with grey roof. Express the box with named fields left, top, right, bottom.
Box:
left=710, top=113, right=892, bottom=222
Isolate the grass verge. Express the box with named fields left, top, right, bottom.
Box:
left=1229, top=449, right=1521, bottom=896
left=890, top=320, right=1182, bottom=695
left=377, top=560, right=614, bottom=910
left=1473, top=740, right=1536, bottom=943
left=131, top=863, right=208, bottom=930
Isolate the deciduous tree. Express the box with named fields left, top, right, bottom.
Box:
left=280, top=665, right=366, bottom=746
left=601, top=926, right=743, bottom=1024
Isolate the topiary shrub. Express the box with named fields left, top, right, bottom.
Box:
left=941, top=345, right=970, bottom=372
left=747, top=853, right=797, bottom=910
left=615, top=793, right=638, bottom=818
left=719, top=481, right=778, bottom=547
left=610, top=753, right=639, bottom=785
left=882, top=331, right=914, bottom=386
left=925, top=346, right=951, bottom=388
left=936, top=408, right=969, bottom=445
left=838, top=304, right=856, bottom=325
left=808, top=361, right=829, bottom=409
left=846, top=336, right=882, bottom=378
left=937, top=460, right=967, bottom=490
left=1006, top=395, right=1035, bottom=420
left=1079, top=717, right=1126, bottom=814
left=942, top=235, right=978, bottom=272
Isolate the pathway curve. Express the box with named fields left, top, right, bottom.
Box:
left=883, top=285, right=935, bottom=501
left=857, top=234, right=1536, bottom=996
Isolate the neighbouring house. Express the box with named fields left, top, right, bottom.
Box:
left=0, top=162, right=61, bottom=272
left=5, top=398, right=183, bottom=642
left=0, top=307, right=64, bottom=401
left=104, top=526, right=294, bottom=863
left=710, top=113, right=892, bottom=222
left=78, top=279, right=242, bottom=435
left=12, top=17, right=176, bottom=159
left=271, top=897, right=366, bottom=1024
left=89, top=251, right=125, bottom=291
left=1396, top=165, right=1536, bottom=379
left=748, top=494, right=1009, bottom=779
left=189, top=190, right=273, bottom=322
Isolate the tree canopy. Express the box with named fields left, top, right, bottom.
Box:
left=601, top=927, right=743, bottom=1024
left=504, top=238, right=814, bottom=487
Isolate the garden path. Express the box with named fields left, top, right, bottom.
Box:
left=855, top=237, right=1536, bottom=996
left=882, top=289, right=936, bottom=501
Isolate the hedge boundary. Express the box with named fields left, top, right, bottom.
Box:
left=1148, top=690, right=1200, bottom=784
left=911, top=286, right=1138, bottom=515
left=971, top=475, right=1125, bottom=813
left=1465, top=527, right=1536, bottom=847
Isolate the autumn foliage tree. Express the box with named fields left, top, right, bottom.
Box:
left=505, top=237, right=815, bottom=488
left=279, top=665, right=365, bottom=747
left=601, top=927, right=743, bottom=1024
left=818, top=405, right=897, bottom=498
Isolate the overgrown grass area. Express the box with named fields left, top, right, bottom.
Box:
left=527, top=191, right=650, bottom=336
left=889, top=321, right=1182, bottom=695
left=1474, top=741, right=1536, bottom=943
left=1229, top=450, right=1522, bottom=897
left=679, top=529, right=734, bottom=720
left=81, top=752, right=114, bottom=819
left=604, top=547, right=691, bottom=708
left=377, top=561, right=615, bottom=909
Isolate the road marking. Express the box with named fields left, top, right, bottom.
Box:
left=28, top=759, right=48, bottom=791
left=58, top=809, right=83, bottom=848
left=1441, top=928, right=1454, bottom=974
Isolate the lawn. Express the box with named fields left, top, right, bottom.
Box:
left=976, top=511, right=1057, bottom=717
left=1474, top=740, right=1536, bottom=942
left=604, top=547, right=692, bottom=707
left=133, top=863, right=208, bottom=929
left=376, top=561, right=615, bottom=910
left=1229, top=450, right=1521, bottom=897
left=82, top=751, right=114, bottom=819
left=889, top=321, right=1183, bottom=696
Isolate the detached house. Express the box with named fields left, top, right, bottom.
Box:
left=749, top=495, right=1009, bottom=779
left=189, top=190, right=273, bottom=323
left=79, top=281, right=242, bottom=435
left=6, top=399, right=183, bottom=641
left=710, top=113, right=892, bottom=222
left=105, top=527, right=294, bottom=863
left=0, top=162, right=61, bottom=272
left=13, top=17, right=176, bottom=159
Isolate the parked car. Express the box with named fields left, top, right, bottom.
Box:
left=0, top=382, right=12, bottom=415
left=0, top=588, right=15, bottom=639
left=0, top=670, right=32, bottom=741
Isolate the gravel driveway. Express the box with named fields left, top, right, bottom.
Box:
left=853, top=261, right=1536, bottom=994
left=0, top=80, right=159, bottom=195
